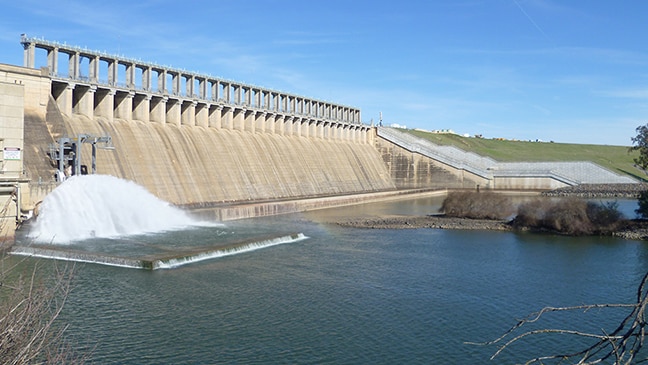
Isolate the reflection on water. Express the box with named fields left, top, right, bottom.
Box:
left=12, top=197, right=648, bottom=364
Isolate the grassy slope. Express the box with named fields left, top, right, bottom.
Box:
left=406, top=129, right=645, bottom=181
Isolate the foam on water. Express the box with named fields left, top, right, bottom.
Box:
left=28, top=175, right=207, bottom=244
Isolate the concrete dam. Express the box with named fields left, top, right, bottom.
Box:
left=0, top=35, right=638, bottom=240
left=13, top=36, right=397, bottom=218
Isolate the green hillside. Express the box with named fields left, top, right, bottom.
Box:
left=405, top=129, right=645, bottom=181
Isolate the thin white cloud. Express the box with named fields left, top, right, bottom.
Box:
left=597, top=88, right=648, bottom=100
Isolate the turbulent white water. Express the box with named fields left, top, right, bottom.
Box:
left=154, top=233, right=309, bottom=269
left=28, top=175, right=204, bottom=244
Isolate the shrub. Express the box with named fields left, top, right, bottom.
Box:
left=440, top=191, right=515, bottom=220
left=542, top=198, right=593, bottom=235
left=636, top=190, right=648, bottom=219
left=511, top=198, right=624, bottom=235
left=587, top=200, right=623, bottom=227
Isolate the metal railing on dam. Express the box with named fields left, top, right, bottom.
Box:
left=20, top=35, right=369, bottom=142
left=377, top=127, right=638, bottom=188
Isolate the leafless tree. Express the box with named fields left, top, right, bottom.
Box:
left=1, top=200, right=89, bottom=364
left=468, top=271, right=648, bottom=364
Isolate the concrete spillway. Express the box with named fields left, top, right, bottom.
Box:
left=12, top=233, right=308, bottom=270
left=59, top=113, right=394, bottom=206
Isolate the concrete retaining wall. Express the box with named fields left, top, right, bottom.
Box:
left=374, top=136, right=488, bottom=190
left=200, top=189, right=447, bottom=221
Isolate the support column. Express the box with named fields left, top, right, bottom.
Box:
left=323, top=122, right=331, bottom=140
left=142, top=67, right=152, bottom=91
left=284, top=116, right=295, bottom=136
left=107, top=59, right=118, bottom=86
left=284, top=116, right=294, bottom=136
left=166, top=98, right=181, bottom=126
left=254, top=89, right=261, bottom=108
left=222, top=106, right=234, bottom=130
left=350, top=126, right=358, bottom=143
left=187, top=75, right=195, bottom=98
left=68, top=52, right=80, bottom=79
left=233, top=108, right=245, bottom=131
left=265, top=113, right=276, bottom=134
left=94, top=88, right=115, bottom=122
left=133, top=94, right=151, bottom=122
left=199, top=78, right=207, bottom=99
left=243, top=87, right=251, bottom=106
left=196, top=103, right=208, bottom=128
left=75, top=85, right=95, bottom=118
left=125, top=63, right=135, bottom=89
left=23, top=41, right=35, bottom=68
left=293, top=117, right=302, bottom=137
left=55, top=83, right=74, bottom=116
left=157, top=69, right=167, bottom=94
left=234, top=85, right=242, bottom=104
left=172, top=72, right=181, bottom=95
left=181, top=100, right=197, bottom=126
left=47, top=48, right=58, bottom=76
left=244, top=110, right=256, bottom=132
left=309, top=120, right=317, bottom=138
left=149, top=96, right=167, bottom=124
left=274, top=114, right=285, bottom=136
left=300, top=119, right=309, bottom=138
left=209, top=105, right=223, bottom=129
left=114, top=91, right=134, bottom=120
left=255, top=111, right=266, bottom=133
left=89, top=56, right=99, bottom=83
left=264, top=91, right=271, bottom=111
left=223, top=83, right=231, bottom=103
left=332, top=123, right=340, bottom=140
left=211, top=80, right=221, bottom=101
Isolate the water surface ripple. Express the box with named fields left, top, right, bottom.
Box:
left=18, top=198, right=648, bottom=364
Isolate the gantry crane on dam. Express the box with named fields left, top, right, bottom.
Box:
left=48, top=134, right=114, bottom=182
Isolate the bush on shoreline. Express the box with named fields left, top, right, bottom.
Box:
left=441, top=192, right=625, bottom=236
left=440, top=191, right=515, bottom=220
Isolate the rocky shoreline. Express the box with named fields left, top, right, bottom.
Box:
left=337, top=215, right=511, bottom=231
left=335, top=183, right=648, bottom=240
left=541, top=183, right=646, bottom=198
left=336, top=214, right=648, bottom=241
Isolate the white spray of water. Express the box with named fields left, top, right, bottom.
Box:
left=28, top=175, right=204, bottom=244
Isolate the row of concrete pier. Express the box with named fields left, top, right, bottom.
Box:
left=21, top=35, right=369, bottom=142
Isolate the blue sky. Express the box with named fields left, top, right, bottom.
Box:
left=1, top=0, right=647, bottom=146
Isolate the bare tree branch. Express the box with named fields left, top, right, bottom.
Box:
left=468, top=271, right=648, bottom=364
left=1, top=213, right=90, bottom=364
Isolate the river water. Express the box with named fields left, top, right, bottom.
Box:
left=13, top=196, right=648, bottom=364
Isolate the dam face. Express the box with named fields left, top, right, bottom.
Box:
left=13, top=36, right=395, bottom=211
left=61, top=114, right=394, bottom=205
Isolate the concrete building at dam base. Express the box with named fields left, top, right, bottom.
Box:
left=0, top=35, right=638, bottom=242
